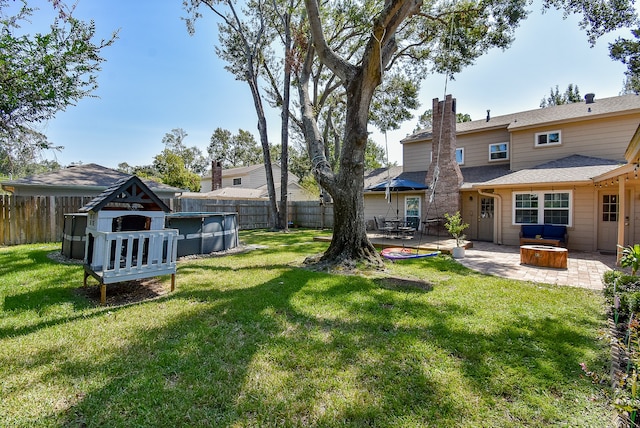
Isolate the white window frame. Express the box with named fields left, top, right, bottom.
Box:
left=232, top=177, right=242, bottom=186
left=489, top=142, right=509, bottom=161
left=534, top=130, right=561, bottom=147
left=455, top=147, right=464, bottom=165
left=512, top=190, right=572, bottom=226
left=404, top=195, right=421, bottom=220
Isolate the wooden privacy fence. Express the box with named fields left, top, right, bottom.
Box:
left=0, top=195, right=334, bottom=246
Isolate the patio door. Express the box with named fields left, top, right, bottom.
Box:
left=405, top=196, right=421, bottom=225
left=477, top=197, right=494, bottom=241
left=598, top=192, right=618, bottom=252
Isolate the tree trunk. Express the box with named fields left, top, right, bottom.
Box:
left=320, top=169, right=380, bottom=266
left=248, top=74, right=281, bottom=230
left=298, top=51, right=382, bottom=268
left=278, top=22, right=293, bottom=232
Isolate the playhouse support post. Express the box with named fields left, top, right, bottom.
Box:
left=171, top=273, right=176, bottom=292
left=100, top=284, right=106, bottom=305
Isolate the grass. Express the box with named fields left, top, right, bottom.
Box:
left=0, top=229, right=612, bottom=427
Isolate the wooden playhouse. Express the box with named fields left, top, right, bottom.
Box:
left=80, top=176, right=178, bottom=304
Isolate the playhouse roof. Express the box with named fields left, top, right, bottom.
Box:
left=79, top=175, right=171, bottom=213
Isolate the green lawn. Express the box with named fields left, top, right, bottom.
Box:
left=0, top=230, right=612, bottom=427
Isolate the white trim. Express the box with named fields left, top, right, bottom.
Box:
left=512, top=190, right=573, bottom=226
left=489, top=142, right=509, bottom=161
left=404, top=195, right=422, bottom=220
left=534, top=130, right=562, bottom=147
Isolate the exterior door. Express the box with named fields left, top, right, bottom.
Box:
left=404, top=196, right=421, bottom=224
left=598, top=192, right=618, bottom=252
left=478, top=197, right=494, bottom=241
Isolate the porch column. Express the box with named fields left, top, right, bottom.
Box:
left=617, top=178, right=627, bottom=264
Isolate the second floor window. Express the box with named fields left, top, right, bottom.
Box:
left=489, top=142, right=508, bottom=161
left=535, top=130, right=561, bottom=147
left=455, top=148, right=464, bottom=165
left=233, top=178, right=241, bottom=186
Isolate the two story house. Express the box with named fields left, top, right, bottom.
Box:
left=199, top=162, right=315, bottom=201
left=365, top=93, right=640, bottom=253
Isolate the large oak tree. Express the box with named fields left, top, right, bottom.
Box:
left=297, top=0, right=637, bottom=268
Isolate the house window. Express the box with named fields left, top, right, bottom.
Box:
left=535, top=130, right=561, bottom=147
left=430, top=149, right=464, bottom=164
left=489, top=142, right=508, bottom=161
left=602, top=194, right=618, bottom=222
left=513, top=191, right=571, bottom=226
left=232, top=178, right=241, bottom=186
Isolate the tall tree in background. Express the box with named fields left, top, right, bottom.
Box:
left=0, top=0, right=116, bottom=177
left=610, top=28, right=640, bottom=94
left=207, top=128, right=262, bottom=167
left=297, top=0, right=636, bottom=268
left=153, top=150, right=201, bottom=191
left=184, top=0, right=286, bottom=230
left=414, top=109, right=472, bottom=133
left=161, top=128, right=208, bottom=175
left=539, top=84, right=582, bottom=107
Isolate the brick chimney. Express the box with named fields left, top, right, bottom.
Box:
left=211, top=160, right=223, bottom=190
left=425, top=95, right=463, bottom=217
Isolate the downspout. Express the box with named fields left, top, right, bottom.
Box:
left=477, top=189, right=503, bottom=245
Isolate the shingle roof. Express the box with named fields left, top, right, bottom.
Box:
left=0, top=163, right=183, bottom=194
left=79, top=176, right=171, bottom=213
left=477, top=155, right=623, bottom=187
left=459, top=164, right=512, bottom=189
left=363, top=165, right=404, bottom=190
left=402, top=94, right=640, bottom=143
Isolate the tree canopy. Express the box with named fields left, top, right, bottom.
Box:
left=610, top=27, right=640, bottom=94
left=540, top=84, right=582, bottom=108
left=0, top=0, right=116, bottom=176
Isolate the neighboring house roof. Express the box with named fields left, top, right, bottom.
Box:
left=402, top=94, right=640, bottom=143
left=181, top=188, right=268, bottom=200
left=476, top=155, right=623, bottom=188
left=222, top=164, right=274, bottom=177
left=79, top=176, right=171, bottom=213
left=202, top=163, right=298, bottom=180
left=0, top=163, right=184, bottom=195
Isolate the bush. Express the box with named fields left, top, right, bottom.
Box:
left=603, top=270, right=640, bottom=303
left=603, top=262, right=640, bottom=425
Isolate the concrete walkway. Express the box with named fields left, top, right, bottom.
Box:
left=367, top=233, right=619, bottom=290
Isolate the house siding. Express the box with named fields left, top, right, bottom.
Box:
left=402, top=142, right=431, bottom=172
left=493, top=185, right=603, bottom=251
left=510, top=115, right=638, bottom=170
left=457, top=128, right=511, bottom=168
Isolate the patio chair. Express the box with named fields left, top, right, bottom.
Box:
left=374, top=216, right=394, bottom=238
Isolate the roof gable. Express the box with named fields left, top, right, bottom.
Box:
left=79, top=176, right=171, bottom=213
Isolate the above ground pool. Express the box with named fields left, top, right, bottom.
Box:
left=164, top=212, right=239, bottom=257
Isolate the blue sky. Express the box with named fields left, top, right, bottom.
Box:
left=29, top=0, right=638, bottom=168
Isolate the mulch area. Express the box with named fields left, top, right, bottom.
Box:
left=75, top=278, right=169, bottom=307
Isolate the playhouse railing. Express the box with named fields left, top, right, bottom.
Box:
left=89, top=229, right=179, bottom=284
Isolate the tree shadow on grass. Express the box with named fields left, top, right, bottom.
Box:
left=26, top=266, right=607, bottom=427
